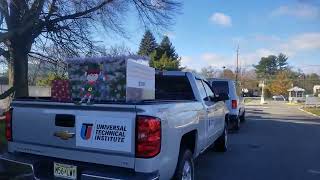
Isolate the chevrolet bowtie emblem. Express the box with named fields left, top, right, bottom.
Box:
left=54, top=131, right=75, bottom=140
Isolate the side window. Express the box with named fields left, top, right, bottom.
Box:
left=202, top=81, right=214, bottom=98
left=196, top=79, right=207, bottom=100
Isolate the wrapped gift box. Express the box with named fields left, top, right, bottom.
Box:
left=67, top=55, right=155, bottom=103
left=51, top=79, right=71, bottom=102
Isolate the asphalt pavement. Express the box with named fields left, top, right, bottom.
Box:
left=1, top=101, right=320, bottom=180
left=195, top=101, right=320, bottom=180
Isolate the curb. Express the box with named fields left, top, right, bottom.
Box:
left=299, top=108, right=320, bottom=119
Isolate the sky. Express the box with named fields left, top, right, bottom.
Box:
left=101, top=0, right=320, bottom=74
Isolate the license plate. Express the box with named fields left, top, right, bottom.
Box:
left=54, top=162, right=77, bottom=179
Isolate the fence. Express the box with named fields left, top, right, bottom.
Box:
left=305, top=96, right=320, bottom=107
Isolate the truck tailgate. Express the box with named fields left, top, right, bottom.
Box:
left=10, top=101, right=137, bottom=168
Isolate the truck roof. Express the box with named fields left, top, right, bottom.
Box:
left=208, top=78, right=235, bottom=83
left=156, top=71, right=205, bottom=80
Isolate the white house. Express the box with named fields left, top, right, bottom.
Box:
left=288, top=86, right=305, bottom=103
left=314, top=85, right=320, bottom=96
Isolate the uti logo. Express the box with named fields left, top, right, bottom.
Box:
left=81, top=123, right=93, bottom=140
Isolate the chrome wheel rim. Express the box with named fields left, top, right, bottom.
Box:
left=182, top=160, right=192, bottom=180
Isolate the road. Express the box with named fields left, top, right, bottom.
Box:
left=1, top=101, right=320, bottom=180
left=195, top=101, right=320, bottom=180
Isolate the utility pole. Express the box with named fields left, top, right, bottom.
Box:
left=235, top=45, right=239, bottom=85
left=236, top=44, right=239, bottom=93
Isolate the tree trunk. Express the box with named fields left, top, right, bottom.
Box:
left=8, top=38, right=30, bottom=98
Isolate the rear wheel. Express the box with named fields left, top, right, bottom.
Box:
left=213, top=125, right=228, bottom=152
left=173, top=149, right=194, bottom=180
left=240, top=111, right=246, bottom=122
left=233, top=116, right=240, bottom=131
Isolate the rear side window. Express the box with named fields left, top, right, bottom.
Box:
left=195, top=80, right=208, bottom=100
left=211, top=81, right=229, bottom=95
left=202, top=81, right=214, bottom=97
left=155, top=75, right=195, bottom=100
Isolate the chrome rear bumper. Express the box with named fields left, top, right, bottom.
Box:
left=0, top=152, right=159, bottom=180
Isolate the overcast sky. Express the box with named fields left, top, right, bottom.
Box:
left=101, top=0, right=320, bottom=74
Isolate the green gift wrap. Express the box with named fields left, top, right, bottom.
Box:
left=67, top=56, right=155, bottom=103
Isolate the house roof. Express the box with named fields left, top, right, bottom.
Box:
left=288, top=86, right=305, bottom=92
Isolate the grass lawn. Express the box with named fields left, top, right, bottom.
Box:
left=303, top=107, right=320, bottom=116
left=244, top=98, right=253, bottom=104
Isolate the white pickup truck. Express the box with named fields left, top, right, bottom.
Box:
left=1, top=71, right=228, bottom=180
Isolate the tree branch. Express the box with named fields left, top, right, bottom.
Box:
left=0, top=87, right=15, bottom=100
left=0, top=47, right=9, bottom=59
left=28, top=0, right=46, bottom=20
left=45, top=0, right=58, bottom=21
left=0, top=31, right=14, bottom=42
left=29, top=51, right=66, bottom=67
left=49, top=0, right=114, bottom=24
left=0, top=0, right=9, bottom=19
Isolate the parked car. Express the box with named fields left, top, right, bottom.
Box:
left=209, top=78, right=246, bottom=130
left=1, top=71, right=229, bottom=180
left=272, top=95, right=286, bottom=101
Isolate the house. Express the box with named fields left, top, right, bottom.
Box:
left=288, top=86, right=305, bottom=103
left=314, top=85, right=320, bottom=96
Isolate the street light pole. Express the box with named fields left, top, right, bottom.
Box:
left=222, top=66, right=226, bottom=78
left=260, top=80, right=266, bottom=104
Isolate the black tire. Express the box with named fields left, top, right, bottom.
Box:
left=172, top=149, right=194, bottom=180
left=214, top=125, right=228, bottom=152
left=240, top=111, right=246, bottom=122
left=233, top=116, right=240, bottom=131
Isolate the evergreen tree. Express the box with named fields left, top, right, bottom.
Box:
left=149, top=35, right=182, bottom=70
left=158, top=36, right=179, bottom=60
left=138, top=30, right=158, bottom=56
left=277, top=53, right=289, bottom=71
left=151, top=52, right=180, bottom=71
left=254, top=55, right=278, bottom=78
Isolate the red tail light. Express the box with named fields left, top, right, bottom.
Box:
left=136, top=116, right=161, bottom=158
left=4, top=109, right=13, bottom=141
left=232, top=100, right=237, bottom=109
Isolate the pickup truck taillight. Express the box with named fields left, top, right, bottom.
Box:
left=4, top=109, right=13, bottom=141
left=136, top=116, right=161, bottom=158
left=232, top=100, right=237, bottom=109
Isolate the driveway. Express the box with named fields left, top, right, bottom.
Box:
left=195, top=101, right=320, bottom=180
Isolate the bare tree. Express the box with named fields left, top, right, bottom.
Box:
left=200, top=66, right=219, bottom=78
left=105, top=44, right=132, bottom=56
left=0, top=0, right=181, bottom=97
